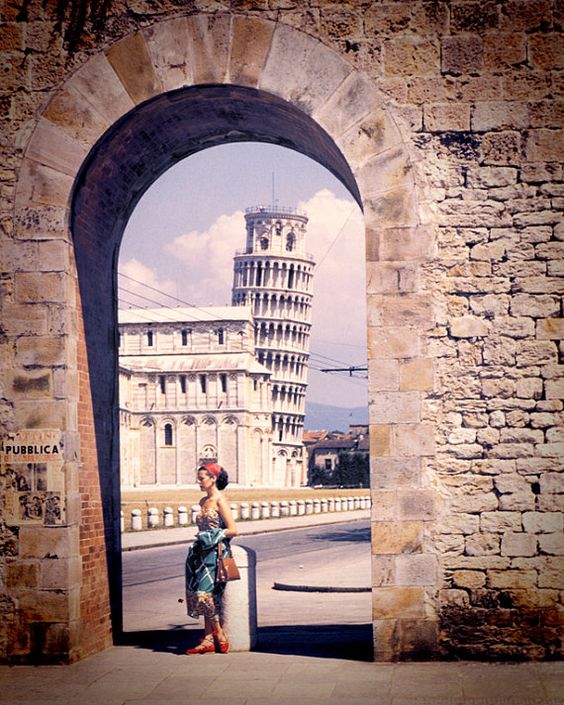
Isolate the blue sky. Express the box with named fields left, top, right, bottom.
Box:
left=119, top=142, right=367, bottom=410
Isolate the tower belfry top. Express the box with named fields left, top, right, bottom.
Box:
left=242, top=205, right=311, bottom=259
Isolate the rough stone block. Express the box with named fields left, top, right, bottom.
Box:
left=437, top=514, right=480, bottom=535
left=424, top=103, right=470, bottom=132
left=487, top=569, right=537, bottom=589
left=450, top=492, right=498, bottom=513
left=43, top=84, right=109, bottom=148
left=367, top=326, right=421, bottom=360
left=517, top=341, right=558, bottom=366
left=105, top=31, right=162, bottom=104
left=372, top=555, right=395, bottom=587
left=355, top=146, right=413, bottom=196
left=374, top=225, right=436, bottom=262
left=1, top=302, right=48, bottom=336
left=480, top=512, right=522, bottom=533
left=399, top=359, right=434, bottom=392
left=392, top=424, right=436, bottom=457
left=528, top=33, right=564, bottom=70
left=522, top=512, right=563, bottom=534
left=367, top=261, right=418, bottom=295
left=17, top=590, right=70, bottom=622
left=15, top=272, right=66, bottom=303
left=371, top=520, right=422, bottom=555
left=372, top=587, right=428, bottom=619
left=536, top=318, right=564, bottom=340
left=10, top=369, right=52, bottom=398
left=16, top=160, right=74, bottom=209
left=368, top=294, right=434, bottom=328
left=515, top=377, right=543, bottom=400
left=481, top=130, right=522, bottom=166
left=337, top=108, right=402, bottom=167
left=538, top=533, right=564, bottom=555
left=25, top=118, right=88, bottom=177
left=450, top=316, right=490, bottom=338
left=483, top=31, right=526, bottom=69
left=15, top=336, right=66, bottom=367
left=538, top=557, right=563, bottom=588
left=370, top=424, right=391, bottom=457
left=385, top=36, right=440, bottom=76
left=7, top=561, right=39, bottom=589
left=500, top=428, right=544, bottom=444
left=465, top=533, right=501, bottom=556
left=501, top=532, right=537, bottom=557
left=40, top=557, right=82, bottom=590
left=466, top=166, right=518, bottom=188
left=313, top=71, right=381, bottom=139
left=368, top=358, right=400, bottom=391
left=452, top=570, right=486, bottom=589
left=66, top=53, right=135, bottom=126
left=371, top=490, right=400, bottom=521
left=364, top=186, right=419, bottom=229
left=369, top=391, right=421, bottom=425
left=398, top=489, right=437, bottom=521
left=511, top=294, right=560, bottom=318
left=441, top=35, right=483, bottom=75
left=18, top=527, right=76, bottom=561
left=370, top=457, right=421, bottom=489
left=471, top=101, right=529, bottom=131
left=525, top=129, right=564, bottom=163
left=395, top=554, right=436, bottom=586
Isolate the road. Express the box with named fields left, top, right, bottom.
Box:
left=122, top=519, right=372, bottom=634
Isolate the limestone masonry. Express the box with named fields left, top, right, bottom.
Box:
left=0, top=0, right=562, bottom=664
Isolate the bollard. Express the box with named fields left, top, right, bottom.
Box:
left=240, top=502, right=250, bottom=520
left=313, top=499, right=321, bottom=514
left=348, top=497, right=354, bottom=511
left=270, top=501, right=280, bottom=518
left=147, top=507, right=159, bottom=528
left=260, top=501, right=270, bottom=520
left=305, top=499, right=313, bottom=515
left=178, top=506, right=188, bottom=526
left=280, top=501, right=289, bottom=517
left=328, top=497, right=335, bottom=512
left=191, top=504, right=201, bottom=524
left=230, top=502, right=239, bottom=520
left=163, top=506, right=174, bottom=527
left=131, top=509, right=142, bottom=531
left=321, top=498, right=328, bottom=513
left=365, top=495, right=372, bottom=509
left=354, top=497, right=361, bottom=510
left=296, top=500, right=304, bottom=516
left=289, top=500, right=297, bottom=516
left=250, top=502, right=260, bottom=520
left=335, top=498, right=342, bottom=511
left=222, top=545, right=257, bottom=651
left=120, top=510, right=124, bottom=533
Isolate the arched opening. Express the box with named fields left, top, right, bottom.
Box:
left=71, top=82, right=364, bottom=641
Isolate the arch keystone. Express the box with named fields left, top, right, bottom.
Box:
left=229, top=15, right=275, bottom=87
left=187, top=14, right=232, bottom=85
left=143, top=17, right=192, bottom=92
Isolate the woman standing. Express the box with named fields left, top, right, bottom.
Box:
left=185, top=463, right=238, bottom=654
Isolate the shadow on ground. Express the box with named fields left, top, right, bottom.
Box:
left=119, top=623, right=373, bottom=661
left=309, top=526, right=371, bottom=544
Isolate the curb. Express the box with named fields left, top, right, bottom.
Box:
left=273, top=582, right=371, bottom=593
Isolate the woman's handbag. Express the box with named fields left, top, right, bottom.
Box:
left=216, top=542, right=241, bottom=584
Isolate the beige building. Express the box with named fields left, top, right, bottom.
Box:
left=118, top=306, right=273, bottom=487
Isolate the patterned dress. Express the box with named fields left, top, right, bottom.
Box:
left=185, top=507, right=231, bottom=620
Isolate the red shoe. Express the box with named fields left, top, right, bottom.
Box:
left=214, top=628, right=230, bottom=654
left=185, top=634, right=215, bottom=655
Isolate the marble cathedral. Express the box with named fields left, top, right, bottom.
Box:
left=119, top=206, right=314, bottom=488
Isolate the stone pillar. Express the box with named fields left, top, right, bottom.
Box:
left=222, top=545, right=257, bottom=652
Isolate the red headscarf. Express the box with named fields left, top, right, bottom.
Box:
left=201, top=463, right=222, bottom=478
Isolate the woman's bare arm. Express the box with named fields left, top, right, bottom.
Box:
left=217, top=495, right=238, bottom=538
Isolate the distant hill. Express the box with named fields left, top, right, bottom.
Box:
left=304, top=401, right=368, bottom=433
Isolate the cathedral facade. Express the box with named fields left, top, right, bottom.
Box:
left=118, top=206, right=314, bottom=488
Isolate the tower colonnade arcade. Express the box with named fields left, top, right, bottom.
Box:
left=232, top=207, right=315, bottom=486
left=2, top=5, right=561, bottom=666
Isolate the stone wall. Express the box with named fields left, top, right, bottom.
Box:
left=0, top=0, right=562, bottom=662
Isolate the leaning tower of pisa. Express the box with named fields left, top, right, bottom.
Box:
left=232, top=205, right=315, bottom=487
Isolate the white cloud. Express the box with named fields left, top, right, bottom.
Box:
left=164, top=210, right=245, bottom=306
left=118, top=258, right=178, bottom=308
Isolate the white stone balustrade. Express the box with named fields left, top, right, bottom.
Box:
left=126, top=495, right=371, bottom=531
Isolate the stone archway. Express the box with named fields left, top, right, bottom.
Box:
left=11, top=14, right=436, bottom=663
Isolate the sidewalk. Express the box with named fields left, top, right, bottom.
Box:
left=0, top=647, right=561, bottom=705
